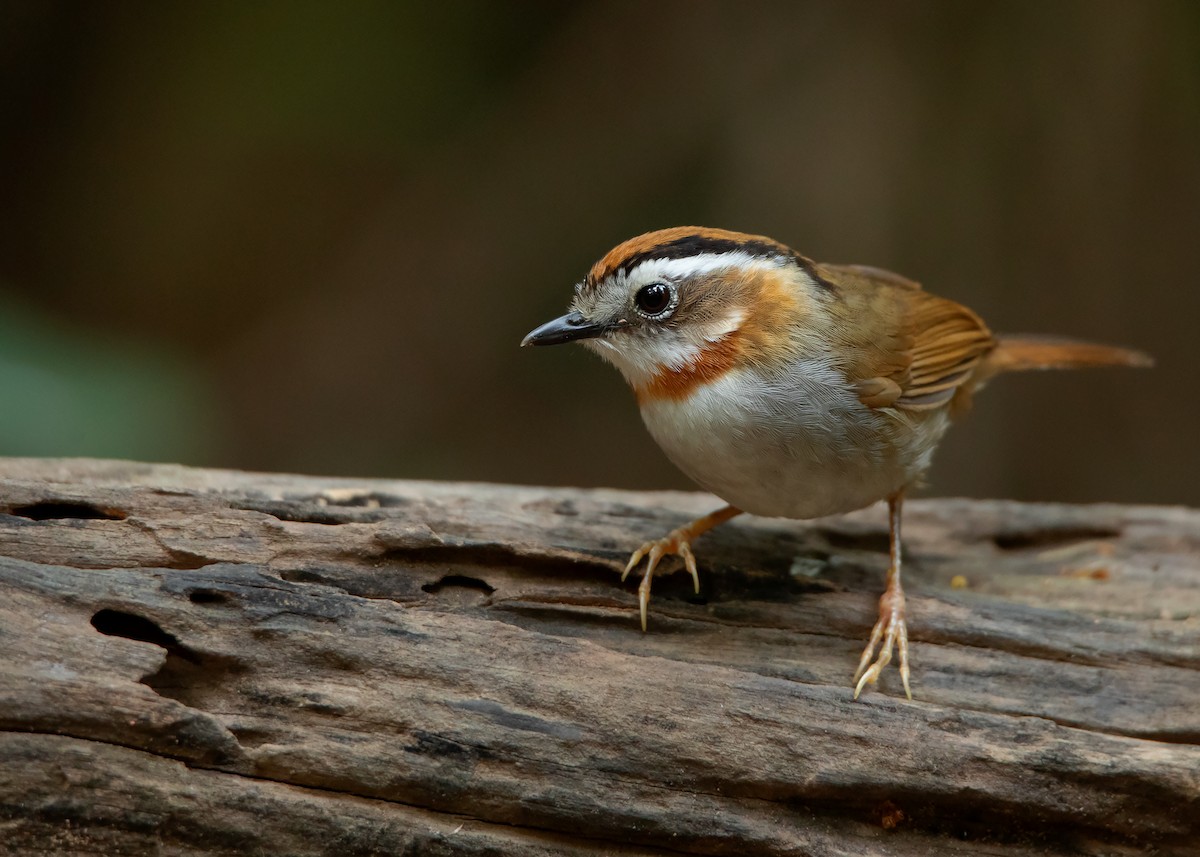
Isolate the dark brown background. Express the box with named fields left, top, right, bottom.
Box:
left=1, top=1, right=1196, bottom=505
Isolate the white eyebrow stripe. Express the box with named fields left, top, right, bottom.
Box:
left=619, top=251, right=790, bottom=285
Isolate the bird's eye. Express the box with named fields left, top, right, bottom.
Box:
left=634, top=283, right=673, bottom=317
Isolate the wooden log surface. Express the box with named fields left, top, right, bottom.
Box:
left=0, top=457, right=1197, bottom=855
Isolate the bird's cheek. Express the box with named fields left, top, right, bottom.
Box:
left=583, top=338, right=659, bottom=387
left=581, top=336, right=624, bottom=367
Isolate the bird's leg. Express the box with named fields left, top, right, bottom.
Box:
left=853, top=491, right=912, bottom=700
left=622, top=505, right=742, bottom=631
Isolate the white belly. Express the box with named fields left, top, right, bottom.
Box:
left=638, top=362, right=949, bottom=519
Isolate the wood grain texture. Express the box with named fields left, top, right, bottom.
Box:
left=0, top=458, right=1197, bottom=855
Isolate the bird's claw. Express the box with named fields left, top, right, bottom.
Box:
left=622, top=529, right=700, bottom=631
left=853, top=585, right=911, bottom=700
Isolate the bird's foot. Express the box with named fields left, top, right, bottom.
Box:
left=620, top=505, right=740, bottom=631
left=621, top=528, right=700, bottom=632
left=853, top=579, right=911, bottom=700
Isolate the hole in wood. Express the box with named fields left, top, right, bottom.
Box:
left=187, top=589, right=230, bottom=605
left=10, top=501, right=126, bottom=521
left=277, top=568, right=327, bottom=584
left=421, top=575, right=496, bottom=595
left=90, top=609, right=201, bottom=663
left=90, top=610, right=246, bottom=712
left=91, top=609, right=185, bottom=649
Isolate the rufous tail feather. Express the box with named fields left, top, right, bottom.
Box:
left=979, top=334, right=1153, bottom=381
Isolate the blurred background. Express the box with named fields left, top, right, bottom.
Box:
left=1, top=1, right=1196, bottom=505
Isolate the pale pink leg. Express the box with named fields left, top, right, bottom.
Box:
left=853, top=492, right=912, bottom=700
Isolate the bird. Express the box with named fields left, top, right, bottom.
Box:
left=521, top=227, right=1151, bottom=699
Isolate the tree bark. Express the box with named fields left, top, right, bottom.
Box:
left=1, top=458, right=1197, bottom=856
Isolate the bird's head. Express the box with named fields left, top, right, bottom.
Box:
left=522, top=227, right=823, bottom=402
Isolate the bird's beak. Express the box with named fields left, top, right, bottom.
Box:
left=521, top=310, right=607, bottom=347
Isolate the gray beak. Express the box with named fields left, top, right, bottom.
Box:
left=521, top=311, right=606, bottom=347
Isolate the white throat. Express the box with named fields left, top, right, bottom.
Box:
left=584, top=306, right=746, bottom=387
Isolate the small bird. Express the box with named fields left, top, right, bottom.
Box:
left=522, top=227, right=1151, bottom=699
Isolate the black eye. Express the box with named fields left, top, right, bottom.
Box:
left=634, top=283, right=672, bottom=317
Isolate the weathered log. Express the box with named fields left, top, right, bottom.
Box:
left=0, top=458, right=1197, bottom=855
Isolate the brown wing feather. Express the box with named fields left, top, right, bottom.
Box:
left=898, top=290, right=995, bottom=409
left=818, top=263, right=995, bottom=413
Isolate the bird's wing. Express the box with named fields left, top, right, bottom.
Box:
left=816, top=263, right=996, bottom=412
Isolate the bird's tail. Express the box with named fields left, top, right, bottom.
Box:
left=979, top=334, right=1153, bottom=381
